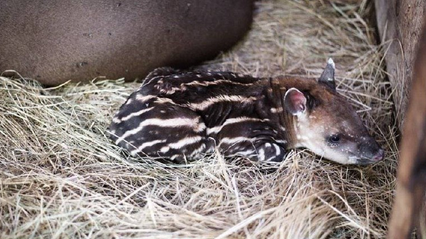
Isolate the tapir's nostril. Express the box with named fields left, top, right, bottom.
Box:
left=372, top=148, right=384, bottom=161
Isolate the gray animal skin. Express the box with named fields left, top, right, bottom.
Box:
left=0, top=0, right=254, bottom=86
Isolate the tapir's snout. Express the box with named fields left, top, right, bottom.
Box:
left=372, top=148, right=384, bottom=161
left=357, top=139, right=384, bottom=164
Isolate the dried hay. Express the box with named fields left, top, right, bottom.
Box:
left=0, top=0, right=397, bottom=238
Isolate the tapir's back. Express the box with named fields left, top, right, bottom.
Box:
left=140, top=68, right=266, bottom=105
left=108, top=68, right=286, bottom=162
left=137, top=68, right=276, bottom=126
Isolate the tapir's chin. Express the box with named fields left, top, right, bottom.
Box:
left=300, top=140, right=384, bottom=165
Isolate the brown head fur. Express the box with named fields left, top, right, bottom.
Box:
left=273, top=59, right=383, bottom=164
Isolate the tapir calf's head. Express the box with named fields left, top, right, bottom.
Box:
left=282, top=59, right=384, bottom=165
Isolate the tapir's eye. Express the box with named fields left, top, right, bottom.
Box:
left=328, top=134, right=341, bottom=144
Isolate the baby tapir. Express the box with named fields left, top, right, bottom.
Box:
left=108, top=59, right=384, bottom=165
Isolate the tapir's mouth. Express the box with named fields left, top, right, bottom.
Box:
left=356, top=158, right=377, bottom=165
left=350, top=148, right=384, bottom=165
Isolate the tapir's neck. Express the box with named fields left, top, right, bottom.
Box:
left=269, top=78, right=298, bottom=149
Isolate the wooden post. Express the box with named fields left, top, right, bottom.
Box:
left=387, top=17, right=426, bottom=239
left=374, top=0, right=426, bottom=129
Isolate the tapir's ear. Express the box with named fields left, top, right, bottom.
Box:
left=284, top=88, right=307, bottom=115
left=318, top=58, right=336, bottom=90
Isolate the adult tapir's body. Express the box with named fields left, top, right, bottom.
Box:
left=108, top=60, right=384, bottom=164
left=0, top=0, right=253, bottom=86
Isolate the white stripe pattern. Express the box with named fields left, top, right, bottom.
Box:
left=184, top=79, right=254, bottom=87
left=130, top=139, right=166, bottom=156
left=187, top=95, right=257, bottom=111
left=125, top=98, right=133, bottom=105
left=113, top=107, right=154, bottom=123
left=135, top=94, right=157, bottom=103
left=115, top=117, right=201, bottom=144
left=273, top=143, right=281, bottom=156
left=160, top=86, right=186, bottom=95
left=154, top=97, right=178, bottom=105
left=190, top=143, right=207, bottom=157
left=234, top=150, right=255, bottom=157
left=275, top=139, right=288, bottom=145
left=171, top=154, right=181, bottom=160
left=219, top=136, right=254, bottom=147
left=160, top=146, right=170, bottom=153
left=168, top=136, right=203, bottom=149
left=270, top=107, right=283, bottom=113
left=207, top=117, right=268, bottom=135
left=194, top=122, right=207, bottom=134
left=258, top=148, right=266, bottom=161
left=141, top=75, right=162, bottom=88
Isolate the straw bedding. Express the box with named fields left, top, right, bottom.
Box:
left=0, top=0, right=398, bottom=238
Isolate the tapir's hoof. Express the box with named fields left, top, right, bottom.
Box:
left=0, top=0, right=254, bottom=86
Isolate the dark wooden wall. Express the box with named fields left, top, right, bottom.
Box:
left=375, top=0, right=426, bottom=129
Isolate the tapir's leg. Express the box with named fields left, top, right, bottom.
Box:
left=109, top=99, right=211, bottom=163
left=214, top=120, right=286, bottom=162
left=220, top=140, right=286, bottom=162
